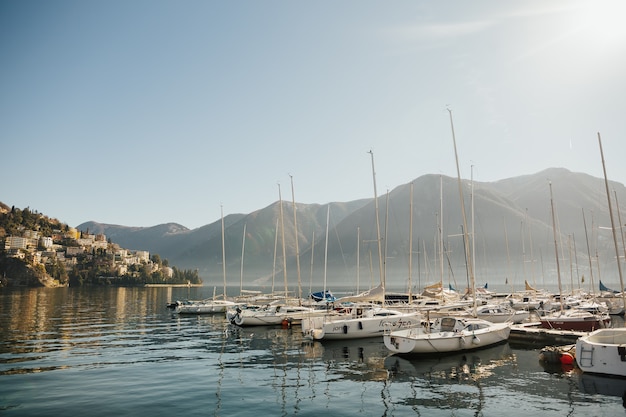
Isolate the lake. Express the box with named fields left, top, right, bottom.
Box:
left=1, top=285, right=625, bottom=416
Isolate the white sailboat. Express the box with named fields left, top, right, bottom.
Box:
left=384, top=316, right=511, bottom=354
left=230, top=184, right=325, bottom=326
left=175, top=287, right=236, bottom=314
left=573, top=134, right=626, bottom=378
left=175, top=205, right=236, bottom=314
left=301, top=304, right=420, bottom=340
left=539, top=182, right=610, bottom=332
left=576, top=327, right=626, bottom=377
left=383, top=109, right=511, bottom=355
left=302, top=151, right=420, bottom=340
left=230, top=302, right=323, bottom=326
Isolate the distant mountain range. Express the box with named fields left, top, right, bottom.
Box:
left=77, top=168, right=626, bottom=292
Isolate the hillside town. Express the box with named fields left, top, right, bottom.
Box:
left=0, top=205, right=201, bottom=287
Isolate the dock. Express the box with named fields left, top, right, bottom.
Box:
left=510, top=322, right=586, bottom=345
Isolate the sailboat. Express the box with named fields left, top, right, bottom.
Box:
left=383, top=109, right=511, bottom=355
left=301, top=151, right=420, bottom=340
left=230, top=183, right=326, bottom=326
left=308, top=205, right=337, bottom=304
left=539, top=182, right=610, bottom=332
left=176, top=205, right=236, bottom=314
left=575, top=134, right=626, bottom=376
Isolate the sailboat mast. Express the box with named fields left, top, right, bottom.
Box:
left=309, top=231, right=315, bottom=297
left=323, top=206, right=330, bottom=300
left=549, top=182, right=564, bottom=313
left=439, top=176, right=444, bottom=302
left=471, top=165, right=476, bottom=289
left=613, top=190, right=626, bottom=278
left=278, top=183, right=288, bottom=299
left=408, top=182, right=414, bottom=304
left=368, top=150, right=385, bottom=287
left=447, top=109, right=476, bottom=315
left=384, top=190, right=390, bottom=287
left=356, top=226, right=360, bottom=294
left=272, top=218, right=278, bottom=295
left=290, top=175, right=302, bottom=302
left=240, top=223, right=246, bottom=296
left=582, top=209, right=596, bottom=294
left=221, top=204, right=227, bottom=298
left=598, top=133, right=625, bottom=310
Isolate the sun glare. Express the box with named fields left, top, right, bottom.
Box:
left=575, top=1, right=626, bottom=46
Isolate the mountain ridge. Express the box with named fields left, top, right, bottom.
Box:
left=71, top=168, right=626, bottom=291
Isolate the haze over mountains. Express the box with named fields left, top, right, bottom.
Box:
left=78, top=168, right=626, bottom=292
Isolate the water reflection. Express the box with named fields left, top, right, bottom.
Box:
left=2, top=287, right=626, bottom=416
left=302, top=338, right=390, bottom=381
left=384, top=343, right=515, bottom=382
left=579, top=373, right=626, bottom=406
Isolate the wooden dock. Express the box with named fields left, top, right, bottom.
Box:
left=510, top=322, right=586, bottom=345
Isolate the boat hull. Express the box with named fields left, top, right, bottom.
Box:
left=576, top=328, right=626, bottom=377
left=301, top=312, right=420, bottom=340
left=384, top=321, right=511, bottom=355
left=539, top=313, right=611, bottom=332
left=231, top=305, right=326, bottom=327
left=175, top=300, right=235, bottom=314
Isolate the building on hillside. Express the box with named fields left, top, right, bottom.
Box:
left=66, top=247, right=84, bottom=257
left=5, top=236, right=31, bottom=250
left=40, top=236, right=53, bottom=249
left=135, top=251, right=150, bottom=263
left=163, top=266, right=174, bottom=278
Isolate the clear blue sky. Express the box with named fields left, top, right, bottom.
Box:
left=2, top=1, right=625, bottom=229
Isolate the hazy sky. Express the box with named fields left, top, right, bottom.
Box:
left=2, top=1, right=625, bottom=230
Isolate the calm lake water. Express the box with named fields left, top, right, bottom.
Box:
left=1, top=285, right=625, bottom=416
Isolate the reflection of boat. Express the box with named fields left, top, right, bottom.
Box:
left=579, top=372, right=626, bottom=403
left=384, top=342, right=514, bottom=381
left=301, top=338, right=390, bottom=381
left=576, top=328, right=626, bottom=377
left=384, top=316, right=511, bottom=355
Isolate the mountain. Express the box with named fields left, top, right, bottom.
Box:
left=76, top=168, right=626, bottom=291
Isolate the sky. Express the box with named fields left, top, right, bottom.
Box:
left=2, top=1, right=626, bottom=230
